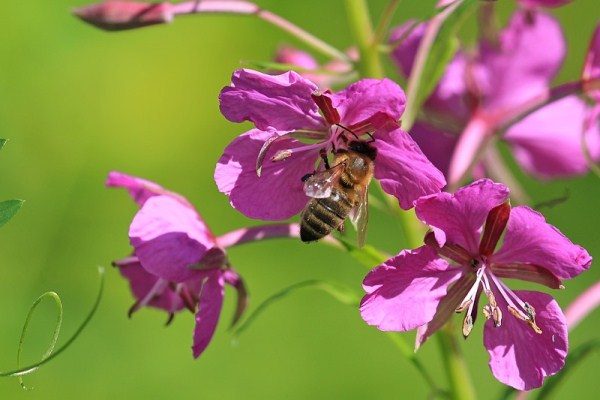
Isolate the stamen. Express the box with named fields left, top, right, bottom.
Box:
left=256, top=133, right=328, bottom=177
left=271, top=149, right=292, bottom=161
left=462, top=314, right=474, bottom=338
left=129, top=278, right=168, bottom=317
left=455, top=299, right=472, bottom=313
left=489, top=273, right=542, bottom=333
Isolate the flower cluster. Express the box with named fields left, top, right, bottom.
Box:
left=79, top=0, right=600, bottom=395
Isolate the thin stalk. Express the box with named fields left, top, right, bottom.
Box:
left=256, top=10, right=350, bottom=62
left=373, top=0, right=402, bottom=47
left=344, top=0, right=384, bottom=78
left=436, top=324, right=477, bottom=400
left=386, top=333, right=445, bottom=396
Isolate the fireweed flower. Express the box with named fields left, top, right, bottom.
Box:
left=391, top=10, right=600, bottom=182
left=360, top=179, right=592, bottom=390
left=215, top=69, right=445, bottom=221
left=108, top=171, right=249, bottom=358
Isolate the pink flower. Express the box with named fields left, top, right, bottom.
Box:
left=215, top=69, right=445, bottom=220
left=107, top=171, right=246, bottom=358
left=360, top=179, right=592, bottom=390
left=391, top=10, right=600, bottom=181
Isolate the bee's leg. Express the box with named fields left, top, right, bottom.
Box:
left=319, top=148, right=331, bottom=169
left=337, top=222, right=345, bottom=233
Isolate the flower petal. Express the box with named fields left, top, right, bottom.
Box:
left=410, top=122, right=458, bottom=177
left=504, top=96, right=600, bottom=178
left=415, top=272, right=475, bottom=349
left=373, top=125, right=446, bottom=210
left=219, top=69, right=324, bottom=131
left=415, top=179, right=509, bottom=253
left=223, top=268, right=248, bottom=328
left=389, top=20, right=426, bottom=77
left=332, top=78, right=406, bottom=128
left=583, top=24, right=600, bottom=102
left=490, top=263, right=563, bottom=289
left=215, top=129, right=319, bottom=220
left=106, top=171, right=191, bottom=207
left=129, top=195, right=224, bottom=282
left=492, top=205, right=592, bottom=280
left=484, top=290, right=568, bottom=390
left=192, top=270, right=226, bottom=358
left=360, top=246, right=462, bottom=332
left=517, top=0, right=572, bottom=8
left=477, top=10, right=566, bottom=114
left=115, top=256, right=185, bottom=314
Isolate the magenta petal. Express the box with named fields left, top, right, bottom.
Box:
left=373, top=125, right=446, bottom=210
left=215, top=129, right=318, bottom=220
left=517, top=0, right=572, bottom=8
left=219, top=69, right=324, bottom=131
left=484, top=290, right=568, bottom=390
left=583, top=24, right=600, bottom=102
left=116, top=256, right=184, bottom=313
left=332, top=78, right=406, bottom=127
left=361, top=246, right=461, bottom=331
left=129, top=195, right=223, bottom=282
left=504, top=96, right=600, bottom=178
left=390, top=21, right=426, bottom=77
left=415, top=179, right=509, bottom=253
left=478, top=10, right=565, bottom=113
left=106, top=171, right=191, bottom=208
left=410, top=122, right=458, bottom=177
left=192, top=270, right=225, bottom=358
left=492, top=206, right=592, bottom=280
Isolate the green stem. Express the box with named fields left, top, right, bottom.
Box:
left=386, top=333, right=445, bottom=396
left=343, top=0, right=384, bottom=78
left=436, top=324, right=476, bottom=400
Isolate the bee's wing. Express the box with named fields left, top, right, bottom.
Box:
left=349, top=185, right=369, bottom=248
left=303, top=163, right=344, bottom=199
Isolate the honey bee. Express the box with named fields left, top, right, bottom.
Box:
left=300, top=140, right=376, bottom=247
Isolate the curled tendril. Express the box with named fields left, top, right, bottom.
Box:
left=0, top=266, right=105, bottom=389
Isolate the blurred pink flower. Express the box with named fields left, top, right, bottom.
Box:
left=215, top=69, right=445, bottom=220
left=391, top=10, right=600, bottom=182
left=583, top=24, right=600, bottom=103
left=517, top=0, right=572, bottom=8
left=360, top=179, right=592, bottom=390
left=108, top=171, right=246, bottom=358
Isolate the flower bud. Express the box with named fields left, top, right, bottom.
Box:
left=73, top=1, right=174, bottom=31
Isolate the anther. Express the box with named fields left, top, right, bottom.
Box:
left=455, top=299, right=472, bottom=313
left=463, top=314, right=474, bottom=338
left=271, top=149, right=292, bottom=161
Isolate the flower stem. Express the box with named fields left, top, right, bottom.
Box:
left=256, top=10, right=350, bottom=62
left=344, top=0, right=384, bottom=78
left=436, top=324, right=477, bottom=400
left=373, top=0, right=402, bottom=47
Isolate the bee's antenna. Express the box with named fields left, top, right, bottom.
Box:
left=365, top=132, right=375, bottom=143
left=335, top=123, right=361, bottom=141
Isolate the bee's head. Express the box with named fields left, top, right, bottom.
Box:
left=348, top=140, right=377, bottom=160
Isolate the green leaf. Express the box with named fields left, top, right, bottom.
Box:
left=0, top=139, right=7, bottom=151
left=233, top=279, right=360, bottom=338
left=401, top=0, right=477, bottom=131
left=534, top=339, right=600, bottom=399
left=0, top=267, right=105, bottom=384
left=337, top=237, right=389, bottom=269
left=0, top=199, right=24, bottom=228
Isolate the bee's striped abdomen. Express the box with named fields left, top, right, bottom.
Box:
left=300, top=188, right=354, bottom=243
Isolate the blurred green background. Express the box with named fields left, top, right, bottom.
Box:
left=0, top=1, right=598, bottom=399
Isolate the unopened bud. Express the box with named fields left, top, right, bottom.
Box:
left=73, top=1, right=174, bottom=31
